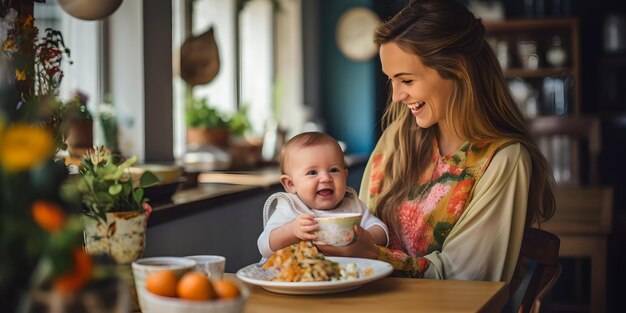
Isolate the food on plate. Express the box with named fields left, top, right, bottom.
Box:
left=262, top=241, right=361, bottom=282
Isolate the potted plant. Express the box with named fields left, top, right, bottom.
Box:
left=185, top=96, right=230, bottom=148
left=227, top=105, right=262, bottom=168
left=77, top=146, right=158, bottom=265
left=63, top=90, right=93, bottom=156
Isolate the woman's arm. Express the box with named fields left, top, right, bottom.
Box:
left=365, top=225, right=387, bottom=246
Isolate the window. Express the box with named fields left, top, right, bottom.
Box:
left=172, top=0, right=278, bottom=159
left=32, top=0, right=303, bottom=163
left=34, top=0, right=102, bottom=142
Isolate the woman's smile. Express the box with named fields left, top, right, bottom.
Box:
left=407, top=101, right=426, bottom=113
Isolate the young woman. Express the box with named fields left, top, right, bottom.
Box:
left=318, top=0, right=555, bottom=282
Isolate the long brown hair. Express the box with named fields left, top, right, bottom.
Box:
left=373, top=0, right=555, bottom=232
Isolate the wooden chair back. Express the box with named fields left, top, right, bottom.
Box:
left=510, top=227, right=562, bottom=313
left=527, top=115, right=600, bottom=186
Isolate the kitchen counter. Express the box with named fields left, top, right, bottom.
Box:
left=148, top=154, right=368, bottom=226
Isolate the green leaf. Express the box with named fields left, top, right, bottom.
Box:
left=133, top=188, right=144, bottom=205
left=139, top=171, right=159, bottom=187
left=109, top=183, right=122, bottom=195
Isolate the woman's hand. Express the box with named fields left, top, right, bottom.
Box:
left=316, top=225, right=379, bottom=259
left=289, top=214, right=317, bottom=241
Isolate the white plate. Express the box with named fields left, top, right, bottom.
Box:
left=235, top=257, right=393, bottom=295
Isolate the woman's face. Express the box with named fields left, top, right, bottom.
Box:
left=379, top=42, right=454, bottom=129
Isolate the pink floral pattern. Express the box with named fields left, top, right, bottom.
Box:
left=368, top=154, right=384, bottom=197
left=372, top=138, right=509, bottom=278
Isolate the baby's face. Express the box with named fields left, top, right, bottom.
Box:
left=282, top=143, right=347, bottom=210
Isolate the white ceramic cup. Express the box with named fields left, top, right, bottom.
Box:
left=131, top=256, right=196, bottom=312
left=314, top=213, right=362, bottom=246
left=185, top=255, right=226, bottom=280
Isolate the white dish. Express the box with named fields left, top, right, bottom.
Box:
left=236, top=257, right=393, bottom=295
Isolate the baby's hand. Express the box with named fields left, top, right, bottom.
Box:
left=289, top=214, right=317, bottom=241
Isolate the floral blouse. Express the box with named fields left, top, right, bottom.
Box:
left=363, top=134, right=515, bottom=278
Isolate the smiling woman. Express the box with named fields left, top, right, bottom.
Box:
left=316, top=0, right=556, bottom=287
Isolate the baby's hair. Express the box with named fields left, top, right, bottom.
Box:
left=279, top=131, right=345, bottom=174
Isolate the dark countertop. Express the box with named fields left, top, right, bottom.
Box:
left=147, top=154, right=369, bottom=227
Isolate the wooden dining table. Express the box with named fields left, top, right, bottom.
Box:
left=226, top=273, right=509, bottom=313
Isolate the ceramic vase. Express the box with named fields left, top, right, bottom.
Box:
left=83, top=209, right=149, bottom=265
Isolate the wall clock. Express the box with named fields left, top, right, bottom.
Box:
left=336, top=7, right=381, bottom=62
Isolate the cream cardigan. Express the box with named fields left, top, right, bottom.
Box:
left=359, top=140, right=530, bottom=282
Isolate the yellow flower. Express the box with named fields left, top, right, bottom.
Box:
left=15, top=69, right=26, bottom=81
left=24, top=15, right=34, bottom=27
left=2, top=39, right=16, bottom=53
left=0, top=123, right=54, bottom=172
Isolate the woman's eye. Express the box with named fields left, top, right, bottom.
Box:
left=401, top=80, right=413, bottom=85
left=306, top=170, right=317, bottom=175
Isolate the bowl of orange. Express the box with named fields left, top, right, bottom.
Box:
left=142, top=270, right=249, bottom=313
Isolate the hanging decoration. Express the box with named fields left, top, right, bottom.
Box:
left=58, top=0, right=123, bottom=21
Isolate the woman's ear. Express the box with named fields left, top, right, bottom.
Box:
left=280, top=174, right=296, bottom=193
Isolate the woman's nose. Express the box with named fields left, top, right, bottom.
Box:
left=392, top=88, right=408, bottom=103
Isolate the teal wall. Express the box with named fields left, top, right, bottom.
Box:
left=319, top=0, right=376, bottom=154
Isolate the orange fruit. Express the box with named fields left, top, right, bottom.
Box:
left=177, top=272, right=215, bottom=301
left=145, top=270, right=178, bottom=297
left=213, top=279, right=241, bottom=299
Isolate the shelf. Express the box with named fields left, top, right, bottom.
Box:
left=486, top=17, right=581, bottom=115
left=503, top=68, right=572, bottom=78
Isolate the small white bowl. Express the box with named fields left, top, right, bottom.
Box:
left=314, top=213, right=362, bottom=246
left=141, top=283, right=249, bottom=313
left=184, top=255, right=226, bottom=280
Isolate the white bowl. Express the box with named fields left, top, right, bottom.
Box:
left=141, top=283, right=249, bottom=313
left=313, top=213, right=362, bottom=246
left=132, top=257, right=197, bottom=312
left=129, top=164, right=184, bottom=185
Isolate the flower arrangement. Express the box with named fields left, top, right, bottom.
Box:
left=0, top=73, right=96, bottom=313
left=1, top=5, right=73, bottom=154
left=1, top=7, right=71, bottom=101
left=77, top=146, right=158, bottom=222
left=1, top=6, right=119, bottom=312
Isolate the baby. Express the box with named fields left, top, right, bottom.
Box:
left=257, top=131, right=388, bottom=258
